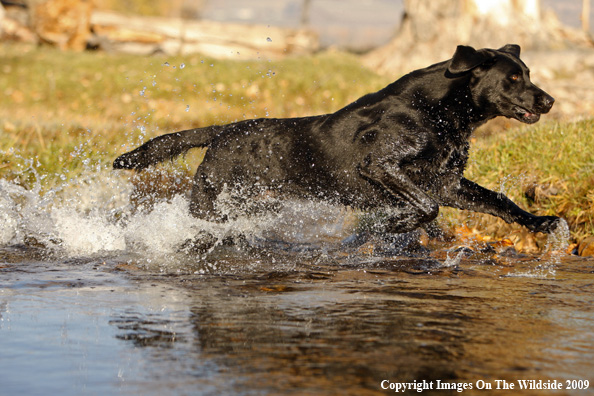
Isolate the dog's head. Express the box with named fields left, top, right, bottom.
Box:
left=447, top=44, right=554, bottom=124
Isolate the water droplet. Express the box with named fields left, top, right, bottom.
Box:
left=186, top=105, right=190, bottom=112
left=164, top=62, right=170, bottom=67
left=180, top=63, right=185, bottom=69
left=266, top=37, right=272, bottom=42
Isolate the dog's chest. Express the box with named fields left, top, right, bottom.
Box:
left=436, top=143, right=466, bottom=171
left=407, top=136, right=469, bottom=182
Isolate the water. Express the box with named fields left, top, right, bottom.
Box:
left=1, top=166, right=594, bottom=395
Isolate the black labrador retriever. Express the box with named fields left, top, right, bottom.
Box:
left=114, top=44, right=562, bottom=239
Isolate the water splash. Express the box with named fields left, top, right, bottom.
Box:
left=503, top=219, right=570, bottom=279
left=0, top=147, right=575, bottom=276
left=442, top=248, right=467, bottom=268
left=0, top=180, right=30, bottom=245
left=0, top=158, right=359, bottom=268
left=537, top=218, right=571, bottom=276
left=52, top=206, right=126, bottom=255
left=544, top=218, right=571, bottom=253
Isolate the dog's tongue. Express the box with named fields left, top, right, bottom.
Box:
left=524, top=111, right=534, bottom=118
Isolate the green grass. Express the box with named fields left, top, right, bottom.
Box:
left=459, top=119, right=594, bottom=241
left=0, top=43, right=388, bottom=185
left=0, top=43, right=387, bottom=128
left=1, top=43, right=593, bottom=242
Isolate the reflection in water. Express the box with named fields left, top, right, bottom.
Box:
left=3, top=247, right=592, bottom=395
left=0, top=179, right=593, bottom=395
left=176, top=259, right=594, bottom=395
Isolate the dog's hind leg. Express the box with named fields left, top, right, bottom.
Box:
left=179, top=169, right=229, bottom=253
left=189, top=170, right=227, bottom=222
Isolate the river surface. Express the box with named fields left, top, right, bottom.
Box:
left=0, top=169, right=594, bottom=395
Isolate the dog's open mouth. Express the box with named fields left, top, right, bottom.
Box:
left=514, top=106, right=540, bottom=124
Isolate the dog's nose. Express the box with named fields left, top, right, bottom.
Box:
left=539, top=93, right=555, bottom=113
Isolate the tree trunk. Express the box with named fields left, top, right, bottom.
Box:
left=582, top=0, right=591, bottom=32
left=364, top=0, right=585, bottom=75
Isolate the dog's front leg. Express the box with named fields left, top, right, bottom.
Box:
left=359, top=165, right=439, bottom=233
left=441, top=177, right=562, bottom=233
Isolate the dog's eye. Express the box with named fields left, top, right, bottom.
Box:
left=510, top=74, right=520, bottom=82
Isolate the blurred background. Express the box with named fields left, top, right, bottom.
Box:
left=1, top=0, right=592, bottom=53
left=86, top=0, right=592, bottom=52
left=3, top=0, right=592, bottom=115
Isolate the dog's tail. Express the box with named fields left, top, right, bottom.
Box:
left=113, top=126, right=221, bottom=171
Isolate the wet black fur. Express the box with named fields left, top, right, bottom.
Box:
left=114, top=44, right=561, bottom=235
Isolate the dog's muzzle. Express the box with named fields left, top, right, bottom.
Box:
left=514, top=91, right=554, bottom=124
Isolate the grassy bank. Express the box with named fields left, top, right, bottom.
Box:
left=1, top=43, right=592, bottom=242
left=446, top=119, right=594, bottom=243
left=0, top=43, right=387, bottom=181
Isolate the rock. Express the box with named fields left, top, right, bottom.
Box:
left=29, top=0, right=93, bottom=51
left=1, top=2, right=36, bottom=43
left=524, top=183, right=560, bottom=204
left=577, top=236, right=594, bottom=257
left=1, top=18, right=36, bottom=43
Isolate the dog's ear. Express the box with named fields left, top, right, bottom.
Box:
left=499, top=44, right=521, bottom=58
left=447, top=45, right=491, bottom=74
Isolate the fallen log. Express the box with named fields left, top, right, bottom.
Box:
left=90, top=10, right=319, bottom=58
